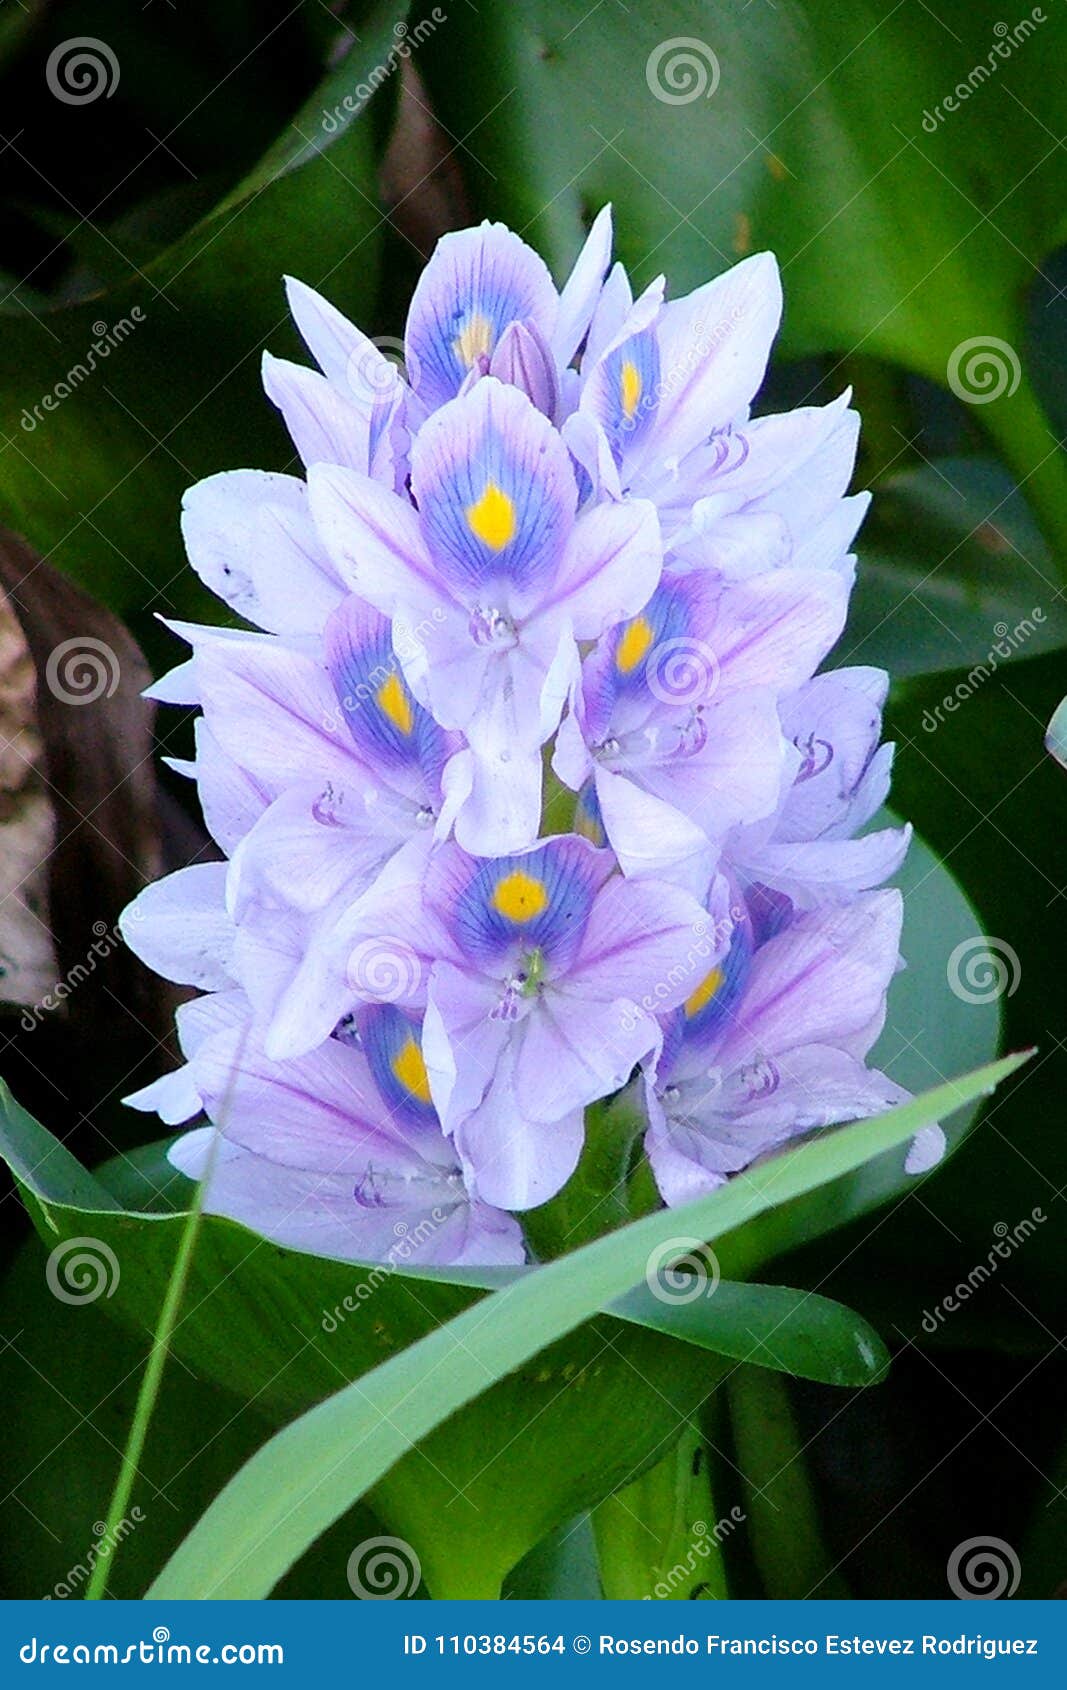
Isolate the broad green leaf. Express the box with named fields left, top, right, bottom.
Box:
left=143, top=1053, right=1025, bottom=1598
left=0, top=1088, right=889, bottom=1599
left=872, top=649, right=1067, bottom=1332
left=0, top=1235, right=384, bottom=1599
left=0, top=0, right=406, bottom=632
left=847, top=461, right=1066, bottom=678
left=611, top=1281, right=887, bottom=1387
left=415, top=0, right=1067, bottom=559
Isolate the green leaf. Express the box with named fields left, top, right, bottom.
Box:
left=0, top=0, right=407, bottom=632
left=611, top=1281, right=887, bottom=1388
left=141, top=1054, right=1025, bottom=1598
left=873, top=649, right=1067, bottom=1333
left=0, top=1084, right=889, bottom=1601
left=415, top=0, right=1067, bottom=561
left=847, top=461, right=1066, bottom=678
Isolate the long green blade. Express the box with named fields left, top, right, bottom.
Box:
left=148, top=1054, right=1026, bottom=1598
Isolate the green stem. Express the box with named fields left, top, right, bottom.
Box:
left=85, top=1148, right=215, bottom=1599
left=592, top=1421, right=729, bottom=1599
left=728, top=1364, right=848, bottom=1599
left=977, top=376, right=1067, bottom=582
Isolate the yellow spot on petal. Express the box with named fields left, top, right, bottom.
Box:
left=466, top=481, right=516, bottom=551
left=616, top=615, right=654, bottom=675
left=684, top=966, right=724, bottom=1020
left=620, top=357, right=642, bottom=421
left=392, top=1036, right=432, bottom=1104
left=453, top=311, right=493, bottom=370
left=376, top=671, right=413, bottom=735
left=491, top=870, right=548, bottom=924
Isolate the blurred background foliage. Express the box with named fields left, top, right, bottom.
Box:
left=0, top=0, right=1065, bottom=1600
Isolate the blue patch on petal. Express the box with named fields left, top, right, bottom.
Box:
left=450, top=838, right=601, bottom=967
left=680, top=915, right=752, bottom=1044
left=326, top=598, right=447, bottom=791
left=597, top=326, right=660, bottom=459
left=405, top=224, right=558, bottom=410
left=358, top=1003, right=439, bottom=1132
left=415, top=382, right=575, bottom=598
left=574, top=778, right=607, bottom=848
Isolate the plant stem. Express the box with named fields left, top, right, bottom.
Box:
left=728, top=1363, right=849, bottom=1599
left=977, top=377, right=1067, bottom=583
left=592, top=1422, right=728, bottom=1599
left=84, top=1176, right=210, bottom=1600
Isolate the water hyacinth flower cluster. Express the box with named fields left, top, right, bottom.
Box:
left=121, top=209, right=943, bottom=1267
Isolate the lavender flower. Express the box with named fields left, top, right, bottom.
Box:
left=122, top=212, right=935, bottom=1266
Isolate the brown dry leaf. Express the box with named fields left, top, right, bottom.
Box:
left=0, top=563, right=57, bottom=1008
left=0, top=529, right=182, bottom=1143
